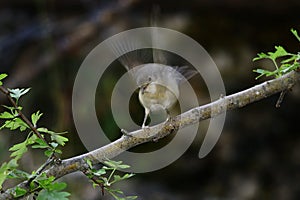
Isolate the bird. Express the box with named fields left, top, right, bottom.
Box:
left=133, top=63, right=194, bottom=127
left=109, top=44, right=196, bottom=127
left=108, top=18, right=196, bottom=128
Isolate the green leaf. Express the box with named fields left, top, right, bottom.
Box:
left=36, top=174, right=55, bottom=188
left=8, top=88, right=31, bottom=101
left=9, top=141, right=28, bottom=160
left=107, top=188, right=124, bottom=195
left=121, top=173, right=135, bottom=180
left=113, top=175, right=122, bottom=182
left=32, top=138, right=49, bottom=149
left=7, top=169, right=30, bottom=179
left=14, top=187, right=27, bottom=197
left=281, top=54, right=298, bottom=64
left=44, top=150, right=53, bottom=157
left=270, top=46, right=289, bottom=60
left=0, top=111, right=14, bottom=119
left=37, top=128, right=68, bottom=136
left=9, top=135, right=36, bottom=160
left=253, top=52, right=268, bottom=61
left=27, top=134, right=38, bottom=144
left=35, top=178, right=70, bottom=199
left=112, top=173, right=134, bottom=184
left=0, top=105, right=22, bottom=118
left=104, top=160, right=123, bottom=169
left=31, top=111, right=43, bottom=128
left=1, top=118, right=29, bottom=131
left=0, top=159, right=19, bottom=189
left=101, top=177, right=109, bottom=186
left=104, top=160, right=130, bottom=169
left=37, top=127, right=51, bottom=133
left=37, top=128, right=68, bottom=146
left=0, top=163, right=9, bottom=189
left=86, top=159, right=93, bottom=169
left=50, top=135, right=68, bottom=146
left=7, top=159, right=18, bottom=168
left=92, top=182, right=99, bottom=188
left=49, top=182, right=67, bottom=191
left=50, top=142, right=58, bottom=148
left=55, top=149, right=62, bottom=154
left=117, top=164, right=130, bottom=169
left=37, top=190, right=70, bottom=200
left=0, top=120, right=10, bottom=130
left=93, top=168, right=106, bottom=177
left=253, top=69, right=272, bottom=79
left=0, top=74, right=8, bottom=86
left=0, top=74, right=8, bottom=80
left=291, top=28, right=300, bottom=42
left=253, top=46, right=290, bottom=62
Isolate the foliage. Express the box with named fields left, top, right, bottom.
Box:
left=34, top=173, right=70, bottom=200
left=0, top=74, right=70, bottom=198
left=0, top=73, right=136, bottom=199
left=253, top=29, right=300, bottom=79
left=85, top=159, right=137, bottom=200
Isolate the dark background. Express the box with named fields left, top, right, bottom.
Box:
left=1, top=0, right=300, bottom=199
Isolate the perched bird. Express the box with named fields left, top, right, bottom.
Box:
left=109, top=43, right=196, bottom=127
left=133, top=63, right=194, bottom=127
left=109, top=20, right=196, bottom=128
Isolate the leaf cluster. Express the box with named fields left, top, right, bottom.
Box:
left=0, top=74, right=69, bottom=199
left=85, top=159, right=137, bottom=200
left=253, top=29, right=300, bottom=79
left=14, top=173, right=70, bottom=200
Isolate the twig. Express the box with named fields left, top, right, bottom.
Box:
left=276, top=90, right=287, bottom=108
left=81, top=170, right=105, bottom=196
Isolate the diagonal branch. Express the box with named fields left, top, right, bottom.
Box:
left=1, top=70, right=300, bottom=200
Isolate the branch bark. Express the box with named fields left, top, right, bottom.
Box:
left=1, top=70, right=300, bottom=199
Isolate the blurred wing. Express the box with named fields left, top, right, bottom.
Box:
left=174, top=66, right=198, bottom=84
left=151, top=6, right=168, bottom=65
left=108, top=38, right=144, bottom=71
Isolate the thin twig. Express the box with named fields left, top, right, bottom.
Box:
left=81, top=170, right=105, bottom=196
left=276, top=90, right=287, bottom=108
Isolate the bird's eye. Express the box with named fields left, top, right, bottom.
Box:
left=148, top=77, right=152, bottom=82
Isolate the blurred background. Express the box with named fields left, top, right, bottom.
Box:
left=1, top=0, right=300, bottom=199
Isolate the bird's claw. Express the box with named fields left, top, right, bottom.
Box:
left=121, top=129, right=132, bottom=137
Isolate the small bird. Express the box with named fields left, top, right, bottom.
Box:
left=109, top=27, right=196, bottom=128
left=133, top=63, right=194, bottom=127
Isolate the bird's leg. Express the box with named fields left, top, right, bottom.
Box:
left=165, top=109, right=171, bottom=121
left=142, top=108, right=150, bottom=128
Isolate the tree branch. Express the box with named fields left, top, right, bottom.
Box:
left=1, top=70, right=300, bottom=199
